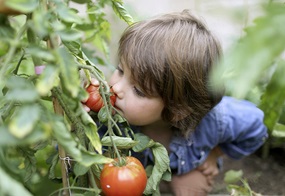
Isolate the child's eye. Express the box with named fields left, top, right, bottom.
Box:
left=133, top=86, right=145, bottom=97
left=116, top=66, right=124, bottom=75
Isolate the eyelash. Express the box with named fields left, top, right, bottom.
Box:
left=117, top=66, right=124, bottom=75
left=116, top=66, right=145, bottom=97
left=133, top=86, right=145, bottom=97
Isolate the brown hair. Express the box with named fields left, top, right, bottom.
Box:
left=118, top=10, right=224, bottom=137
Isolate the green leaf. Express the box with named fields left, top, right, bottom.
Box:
left=26, top=46, right=55, bottom=62
left=70, top=0, right=90, bottom=4
left=0, top=167, right=32, bottom=196
left=62, top=41, right=82, bottom=56
left=52, top=120, right=82, bottom=162
left=211, top=3, right=285, bottom=99
left=19, top=147, right=37, bottom=182
left=56, top=5, right=82, bottom=24
left=0, top=124, right=51, bottom=146
left=55, top=46, right=80, bottom=97
left=132, top=133, right=151, bottom=152
left=101, top=136, right=138, bottom=149
left=145, top=142, right=171, bottom=194
left=224, top=170, right=243, bottom=184
left=133, top=133, right=171, bottom=195
left=80, top=110, right=102, bottom=154
left=5, top=0, right=39, bottom=13
left=58, top=29, right=83, bottom=42
left=31, top=8, right=50, bottom=38
left=5, top=76, right=39, bottom=102
left=80, top=150, right=113, bottom=167
left=73, top=162, right=90, bottom=176
left=36, top=65, right=60, bottom=96
left=272, top=123, right=285, bottom=138
left=98, top=106, right=108, bottom=123
left=8, top=104, right=41, bottom=139
left=259, top=60, right=285, bottom=131
left=111, top=0, right=134, bottom=25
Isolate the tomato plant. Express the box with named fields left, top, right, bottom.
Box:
left=85, top=84, right=116, bottom=112
left=0, top=0, right=171, bottom=195
left=100, top=156, right=147, bottom=196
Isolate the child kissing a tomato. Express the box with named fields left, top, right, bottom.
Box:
left=83, top=9, right=268, bottom=196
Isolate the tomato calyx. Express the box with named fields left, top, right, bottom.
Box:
left=111, top=156, right=128, bottom=167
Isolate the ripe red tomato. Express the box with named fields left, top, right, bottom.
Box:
left=85, top=84, right=116, bottom=112
left=100, top=156, right=147, bottom=196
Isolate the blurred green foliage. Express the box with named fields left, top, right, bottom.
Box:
left=211, top=1, right=285, bottom=158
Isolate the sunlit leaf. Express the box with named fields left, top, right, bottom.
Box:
left=272, top=123, right=285, bottom=138
left=36, top=65, right=60, bottom=95
left=224, top=170, right=243, bottom=184
left=9, top=104, right=41, bottom=139
left=112, top=0, right=134, bottom=25
left=0, top=124, right=51, bottom=146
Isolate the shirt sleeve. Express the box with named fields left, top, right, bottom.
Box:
left=195, top=96, right=268, bottom=160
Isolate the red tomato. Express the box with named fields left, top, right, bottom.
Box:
left=85, top=84, right=116, bottom=112
left=100, top=156, right=147, bottom=196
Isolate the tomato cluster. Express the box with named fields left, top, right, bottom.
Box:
left=85, top=84, right=116, bottom=112
left=100, top=157, right=147, bottom=196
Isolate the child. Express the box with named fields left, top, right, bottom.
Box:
left=84, top=10, right=268, bottom=195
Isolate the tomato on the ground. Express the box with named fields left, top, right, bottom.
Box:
left=100, top=156, right=147, bottom=196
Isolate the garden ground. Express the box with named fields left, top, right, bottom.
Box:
left=211, top=146, right=285, bottom=195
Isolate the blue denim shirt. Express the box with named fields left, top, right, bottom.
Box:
left=137, top=96, right=268, bottom=175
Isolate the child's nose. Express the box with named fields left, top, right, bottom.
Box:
left=111, top=80, right=124, bottom=99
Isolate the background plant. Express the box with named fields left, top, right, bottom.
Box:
left=211, top=1, right=285, bottom=158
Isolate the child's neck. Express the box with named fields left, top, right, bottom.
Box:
left=140, top=121, right=173, bottom=151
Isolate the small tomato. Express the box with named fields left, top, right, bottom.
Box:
left=100, top=156, right=147, bottom=196
left=85, top=84, right=116, bottom=112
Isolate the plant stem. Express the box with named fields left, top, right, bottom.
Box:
left=52, top=97, right=70, bottom=196
left=78, top=64, right=123, bottom=164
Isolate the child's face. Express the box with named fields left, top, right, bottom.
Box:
left=109, top=64, right=165, bottom=126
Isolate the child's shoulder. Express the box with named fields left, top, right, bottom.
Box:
left=200, top=96, right=264, bottom=127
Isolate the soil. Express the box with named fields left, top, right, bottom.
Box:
left=211, top=147, right=285, bottom=196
